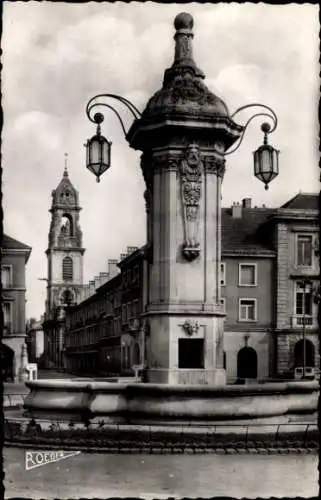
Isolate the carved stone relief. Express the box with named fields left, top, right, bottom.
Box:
left=182, top=319, right=200, bottom=336
left=179, top=144, right=203, bottom=260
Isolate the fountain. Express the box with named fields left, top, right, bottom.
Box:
left=24, top=13, right=318, bottom=432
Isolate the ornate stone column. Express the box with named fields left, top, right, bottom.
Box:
left=127, top=13, right=243, bottom=384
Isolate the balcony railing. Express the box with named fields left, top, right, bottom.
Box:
left=291, top=315, right=318, bottom=328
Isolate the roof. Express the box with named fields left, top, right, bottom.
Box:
left=142, top=13, right=229, bottom=121
left=2, top=234, right=32, bottom=251
left=222, top=208, right=275, bottom=255
left=51, top=169, right=80, bottom=209
left=221, top=192, right=319, bottom=255
left=280, top=193, right=319, bottom=210
left=117, top=244, right=148, bottom=269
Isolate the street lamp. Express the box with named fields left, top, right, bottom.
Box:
left=85, top=66, right=279, bottom=188
left=85, top=95, right=141, bottom=183
left=253, top=123, right=279, bottom=190
left=85, top=97, right=279, bottom=188
left=298, top=278, right=312, bottom=378
left=85, top=112, right=112, bottom=183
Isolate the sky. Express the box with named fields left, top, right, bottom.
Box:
left=2, top=2, right=319, bottom=320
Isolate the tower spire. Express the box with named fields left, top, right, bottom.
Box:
left=64, top=153, right=69, bottom=177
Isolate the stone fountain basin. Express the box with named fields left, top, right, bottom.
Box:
left=23, top=379, right=319, bottom=425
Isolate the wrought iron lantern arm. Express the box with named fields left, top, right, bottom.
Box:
left=86, top=93, right=142, bottom=135
left=85, top=94, right=142, bottom=183
left=225, top=103, right=278, bottom=156
left=222, top=103, right=279, bottom=190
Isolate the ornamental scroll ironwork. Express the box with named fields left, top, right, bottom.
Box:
left=180, top=144, right=203, bottom=261
left=182, top=319, right=200, bottom=336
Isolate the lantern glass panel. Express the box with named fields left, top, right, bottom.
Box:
left=102, top=140, right=110, bottom=165
left=272, top=150, right=279, bottom=174
left=90, top=138, right=102, bottom=165
left=260, top=170, right=273, bottom=183
left=87, top=161, right=102, bottom=177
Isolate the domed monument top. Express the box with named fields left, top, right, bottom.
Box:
left=174, top=12, right=194, bottom=31
left=141, top=12, right=229, bottom=120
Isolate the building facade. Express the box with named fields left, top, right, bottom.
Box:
left=64, top=247, right=146, bottom=375
left=274, top=193, right=319, bottom=378
left=1, top=234, right=32, bottom=381
left=42, top=167, right=85, bottom=370
left=64, top=193, right=319, bottom=382
left=221, top=199, right=276, bottom=382
left=26, top=317, right=45, bottom=365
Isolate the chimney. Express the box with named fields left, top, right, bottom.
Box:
left=89, top=280, right=95, bottom=296
left=127, top=246, right=138, bottom=256
left=99, top=272, right=109, bottom=285
left=94, top=275, right=101, bottom=289
left=242, top=198, right=252, bottom=209
left=232, top=202, right=242, bottom=219
left=84, top=284, right=90, bottom=300
left=108, top=259, right=119, bottom=279
left=120, top=253, right=127, bottom=261
left=79, top=284, right=86, bottom=301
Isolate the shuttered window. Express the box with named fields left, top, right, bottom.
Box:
left=62, top=256, right=73, bottom=281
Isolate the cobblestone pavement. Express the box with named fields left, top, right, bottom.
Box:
left=4, top=447, right=318, bottom=499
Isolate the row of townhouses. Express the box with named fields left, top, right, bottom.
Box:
left=56, top=187, right=319, bottom=382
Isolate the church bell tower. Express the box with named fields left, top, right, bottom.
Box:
left=44, top=155, right=85, bottom=369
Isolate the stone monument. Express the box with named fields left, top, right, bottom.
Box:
left=127, top=13, right=243, bottom=384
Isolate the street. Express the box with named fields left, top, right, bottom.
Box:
left=4, top=447, right=318, bottom=498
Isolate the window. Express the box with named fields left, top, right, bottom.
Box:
left=220, top=263, right=226, bottom=286
left=123, top=270, right=130, bottom=286
left=295, top=281, right=312, bottom=316
left=1, top=266, right=12, bottom=288
left=133, top=299, right=140, bottom=317
left=297, top=235, right=312, bottom=266
left=239, top=299, right=257, bottom=321
left=239, top=263, right=257, bottom=286
left=133, top=265, right=139, bottom=283
left=121, top=304, right=126, bottom=323
left=2, top=302, right=12, bottom=331
left=61, top=289, right=74, bottom=306
left=62, top=256, right=73, bottom=281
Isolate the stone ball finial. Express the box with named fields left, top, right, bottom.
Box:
left=174, top=12, right=194, bottom=31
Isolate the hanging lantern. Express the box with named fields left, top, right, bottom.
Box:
left=85, top=113, right=111, bottom=182
left=253, top=122, right=279, bottom=190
